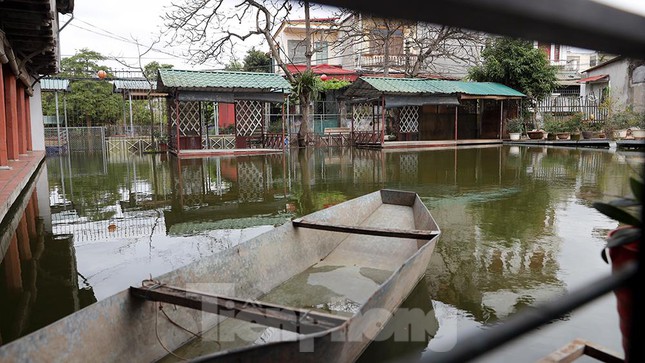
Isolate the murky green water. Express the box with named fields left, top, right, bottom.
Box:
left=1, top=145, right=642, bottom=361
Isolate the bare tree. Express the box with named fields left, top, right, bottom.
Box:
left=163, top=0, right=318, bottom=146
left=331, top=11, right=484, bottom=78
left=332, top=12, right=412, bottom=76
left=407, top=24, right=485, bottom=78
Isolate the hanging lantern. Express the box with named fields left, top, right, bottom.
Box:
left=97, top=70, right=107, bottom=79
left=320, top=74, right=328, bottom=81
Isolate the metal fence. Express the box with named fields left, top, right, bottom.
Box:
left=537, top=91, right=607, bottom=121
left=104, top=125, right=165, bottom=138
left=45, top=126, right=106, bottom=154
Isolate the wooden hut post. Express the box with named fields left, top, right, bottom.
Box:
left=381, top=96, right=385, bottom=145
left=499, top=100, right=504, bottom=139
left=175, top=96, right=181, bottom=153
left=454, top=105, right=458, bottom=141
left=282, top=96, right=286, bottom=150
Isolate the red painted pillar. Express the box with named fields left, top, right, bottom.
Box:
left=17, top=86, right=27, bottom=154
left=3, top=234, right=23, bottom=295
left=31, top=192, right=39, bottom=216
left=25, top=198, right=37, bottom=241
left=25, top=94, right=32, bottom=151
left=17, top=215, right=32, bottom=261
left=4, top=71, right=19, bottom=160
left=0, top=65, right=7, bottom=166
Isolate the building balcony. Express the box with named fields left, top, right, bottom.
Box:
left=360, top=54, right=408, bottom=68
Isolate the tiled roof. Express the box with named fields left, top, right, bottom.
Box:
left=113, top=79, right=156, bottom=92
left=356, top=77, right=525, bottom=97
left=40, top=78, right=70, bottom=92
left=158, top=69, right=291, bottom=92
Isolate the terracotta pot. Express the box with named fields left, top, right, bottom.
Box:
left=527, top=131, right=544, bottom=140
left=581, top=131, right=593, bottom=139
left=546, top=132, right=557, bottom=141
left=556, top=132, right=570, bottom=140
left=607, top=228, right=639, bottom=361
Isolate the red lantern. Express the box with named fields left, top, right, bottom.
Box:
left=97, top=70, right=107, bottom=79
left=320, top=74, right=328, bottom=81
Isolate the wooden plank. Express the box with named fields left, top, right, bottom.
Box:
left=538, top=338, right=624, bottom=363
left=292, top=218, right=440, bottom=240
left=130, top=285, right=346, bottom=335
left=584, top=340, right=624, bottom=363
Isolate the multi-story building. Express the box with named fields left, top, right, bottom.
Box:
left=273, top=15, right=485, bottom=80
left=534, top=42, right=603, bottom=94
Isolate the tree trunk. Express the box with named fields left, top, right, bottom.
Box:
left=298, top=93, right=311, bottom=147
left=383, top=34, right=390, bottom=77
left=298, top=1, right=314, bottom=147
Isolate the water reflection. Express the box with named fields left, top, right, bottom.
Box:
left=0, top=165, right=96, bottom=345
left=1, top=145, right=641, bottom=358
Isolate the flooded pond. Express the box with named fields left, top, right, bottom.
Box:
left=0, top=145, right=641, bottom=361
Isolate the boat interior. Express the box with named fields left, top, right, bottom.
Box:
left=147, top=190, right=439, bottom=361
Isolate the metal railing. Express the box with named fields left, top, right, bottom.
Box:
left=537, top=93, right=607, bottom=121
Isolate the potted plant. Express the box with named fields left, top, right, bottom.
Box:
left=593, top=177, right=641, bottom=361
left=564, top=113, right=583, bottom=140
left=582, top=119, right=606, bottom=139
left=506, top=118, right=524, bottom=140
left=543, top=117, right=564, bottom=140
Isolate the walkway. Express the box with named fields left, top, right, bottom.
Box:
left=0, top=151, right=45, bottom=224
left=382, top=139, right=503, bottom=150
left=172, top=148, right=284, bottom=159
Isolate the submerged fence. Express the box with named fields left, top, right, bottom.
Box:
left=45, top=127, right=106, bottom=154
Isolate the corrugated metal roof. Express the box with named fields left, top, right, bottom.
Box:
left=358, top=77, right=525, bottom=97
left=158, top=69, right=291, bottom=92
left=40, top=78, right=70, bottom=92
left=354, top=77, right=525, bottom=97
left=577, top=74, right=609, bottom=83
left=113, top=79, right=156, bottom=92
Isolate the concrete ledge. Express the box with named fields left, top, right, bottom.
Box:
left=172, top=148, right=284, bottom=159
left=504, top=139, right=610, bottom=148
left=383, top=139, right=503, bottom=149
left=0, top=151, right=46, bottom=224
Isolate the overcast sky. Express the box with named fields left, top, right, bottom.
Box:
left=59, top=0, right=645, bottom=73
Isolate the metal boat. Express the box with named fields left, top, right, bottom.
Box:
left=0, top=189, right=440, bottom=362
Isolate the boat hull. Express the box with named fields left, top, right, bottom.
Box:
left=0, top=189, right=440, bottom=362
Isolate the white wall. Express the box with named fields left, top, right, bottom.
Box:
left=30, top=82, right=45, bottom=151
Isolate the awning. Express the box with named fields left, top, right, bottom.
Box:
left=577, top=74, right=609, bottom=83
left=384, top=95, right=460, bottom=108
left=177, top=91, right=285, bottom=103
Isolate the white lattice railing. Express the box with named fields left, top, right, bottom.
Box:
left=236, top=100, right=264, bottom=136
left=202, top=135, right=236, bottom=149
left=399, top=106, right=419, bottom=133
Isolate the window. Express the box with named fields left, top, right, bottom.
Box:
left=315, top=41, right=329, bottom=64
left=590, top=55, right=597, bottom=67
left=287, top=39, right=307, bottom=64
left=369, top=29, right=404, bottom=55
left=566, top=56, right=580, bottom=71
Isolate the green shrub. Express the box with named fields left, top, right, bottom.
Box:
left=543, top=117, right=565, bottom=133
left=563, top=113, right=584, bottom=132
left=506, top=118, right=524, bottom=133
left=607, top=108, right=644, bottom=130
